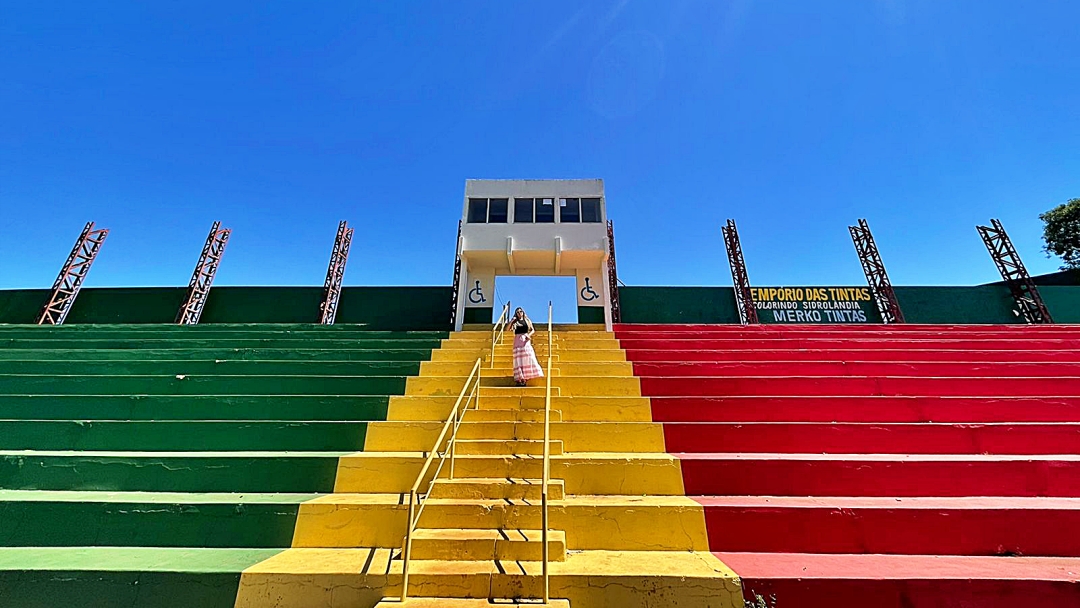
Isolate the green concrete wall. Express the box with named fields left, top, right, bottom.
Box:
left=463, top=307, right=494, bottom=324
left=577, top=306, right=604, bottom=324
left=0, top=286, right=452, bottom=328
left=618, top=285, right=1080, bottom=324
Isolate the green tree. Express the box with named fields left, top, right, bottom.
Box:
left=1041, top=198, right=1080, bottom=270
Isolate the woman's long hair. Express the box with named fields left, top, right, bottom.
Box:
left=514, top=308, right=534, bottom=333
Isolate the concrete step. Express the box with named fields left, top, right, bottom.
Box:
left=366, top=421, right=663, bottom=453
left=0, top=490, right=315, bottom=548
left=239, top=548, right=733, bottom=606
left=0, top=419, right=369, bottom=451
left=0, top=347, right=439, bottom=362
left=388, top=395, right=652, bottom=423
left=429, top=478, right=564, bottom=500
left=661, top=422, right=1080, bottom=455
left=697, top=495, right=1080, bottom=557
left=292, top=496, right=709, bottom=551
left=461, top=409, right=563, bottom=423
left=0, top=450, right=342, bottom=493
left=422, top=362, right=633, bottom=376
left=639, top=375, right=1080, bottom=397
left=0, top=374, right=408, bottom=396
left=408, top=528, right=566, bottom=562
left=430, top=349, right=625, bottom=363
left=677, top=453, right=1080, bottom=497
left=0, top=394, right=393, bottom=422
left=0, top=546, right=283, bottom=608
left=453, top=439, right=564, bottom=456
left=335, top=453, right=684, bottom=495
left=648, top=395, right=1080, bottom=423
left=0, top=359, right=425, bottom=377
left=410, top=377, right=638, bottom=398
left=0, top=337, right=444, bottom=350
left=377, top=599, right=569, bottom=608
left=719, top=551, right=1080, bottom=608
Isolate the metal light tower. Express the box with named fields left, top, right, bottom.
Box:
left=176, top=221, right=231, bottom=325
left=722, top=219, right=758, bottom=325
left=849, top=219, right=905, bottom=324
left=318, top=220, right=354, bottom=325
left=977, top=218, right=1053, bottom=324
left=37, top=222, right=109, bottom=325
left=606, top=220, right=622, bottom=324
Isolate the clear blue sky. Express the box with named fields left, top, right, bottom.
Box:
left=2, top=2, right=1078, bottom=320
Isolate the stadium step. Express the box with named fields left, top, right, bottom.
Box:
left=718, top=552, right=1080, bottom=608
left=677, top=453, right=1080, bottom=497
left=408, top=528, right=566, bottom=562
left=428, top=478, right=565, bottom=500
left=0, top=546, right=282, bottom=608
left=696, top=496, right=1080, bottom=556
left=0, top=420, right=370, bottom=451
left=0, top=490, right=315, bottom=548
left=661, top=421, right=1080, bottom=454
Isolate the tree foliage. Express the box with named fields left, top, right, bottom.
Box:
left=1041, top=198, right=1080, bottom=270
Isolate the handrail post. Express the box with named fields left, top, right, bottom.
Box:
left=541, top=300, right=552, bottom=603
left=449, top=405, right=458, bottom=480
left=401, top=489, right=416, bottom=601
left=491, top=301, right=510, bottom=368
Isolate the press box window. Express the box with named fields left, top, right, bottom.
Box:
left=487, top=198, right=508, bottom=223
left=559, top=198, right=581, bottom=223
left=535, top=198, right=555, bottom=223
left=467, top=198, right=508, bottom=223
left=514, top=198, right=533, bottom=223
left=582, top=197, right=602, bottom=222
left=467, top=198, right=487, bottom=223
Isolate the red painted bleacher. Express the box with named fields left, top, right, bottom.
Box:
left=615, top=323, right=1080, bottom=608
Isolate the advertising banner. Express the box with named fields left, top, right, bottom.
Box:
left=751, top=287, right=880, bottom=324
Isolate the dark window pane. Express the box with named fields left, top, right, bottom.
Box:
left=488, top=198, right=508, bottom=223
left=581, top=198, right=602, bottom=222
left=514, top=198, right=534, bottom=223
left=467, top=198, right=488, bottom=223
left=536, top=197, right=555, bottom=223
left=559, top=198, right=580, bottom=223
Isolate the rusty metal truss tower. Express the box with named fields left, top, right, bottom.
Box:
left=449, top=220, right=463, bottom=327
left=37, top=222, right=109, bottom=325
left=849, top=218, right=905, bottom=324
left=977, top=218, right=1053, bottom=324
left=606, top=220, right=622, bottom=324
left=318, top=220, right=354, bottom=325
left=176, top=221, right=231, bottom=325
left=721, top=219, right=758, bottom=325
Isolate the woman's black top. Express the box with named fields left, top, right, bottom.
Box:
left=512, top=320, right=530, bottom=335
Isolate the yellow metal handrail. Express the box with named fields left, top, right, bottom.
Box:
left=541, top=300, right=553, bottom=602
left=399, top=356, right=482, bottom=601
left=490, top=301, right=511, bottom=367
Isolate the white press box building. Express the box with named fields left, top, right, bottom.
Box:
left=453, top=179, right=615, bottom=330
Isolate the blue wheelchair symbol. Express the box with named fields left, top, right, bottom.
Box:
left=580, top=277, right=600, bottom=302
left=468, top=280, right=487, bottom=304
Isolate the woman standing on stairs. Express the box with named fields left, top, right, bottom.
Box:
left=510, top=307, right=544, bottom=386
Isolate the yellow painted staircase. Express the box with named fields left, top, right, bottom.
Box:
left=235, top=326, right=741, bottom=608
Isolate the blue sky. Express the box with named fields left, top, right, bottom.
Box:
left=2, top=2, right=1078, bottom=320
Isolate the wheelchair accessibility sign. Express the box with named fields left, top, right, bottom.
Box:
left=467, top=280, right=487, bottom=304
left=577, top=274, right=603, bottom=306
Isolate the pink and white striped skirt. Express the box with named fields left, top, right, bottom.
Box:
left=513, top=334, right=544, bottom=383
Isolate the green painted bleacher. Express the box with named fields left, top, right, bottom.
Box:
left=0, top=323, right=442, bottom=608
